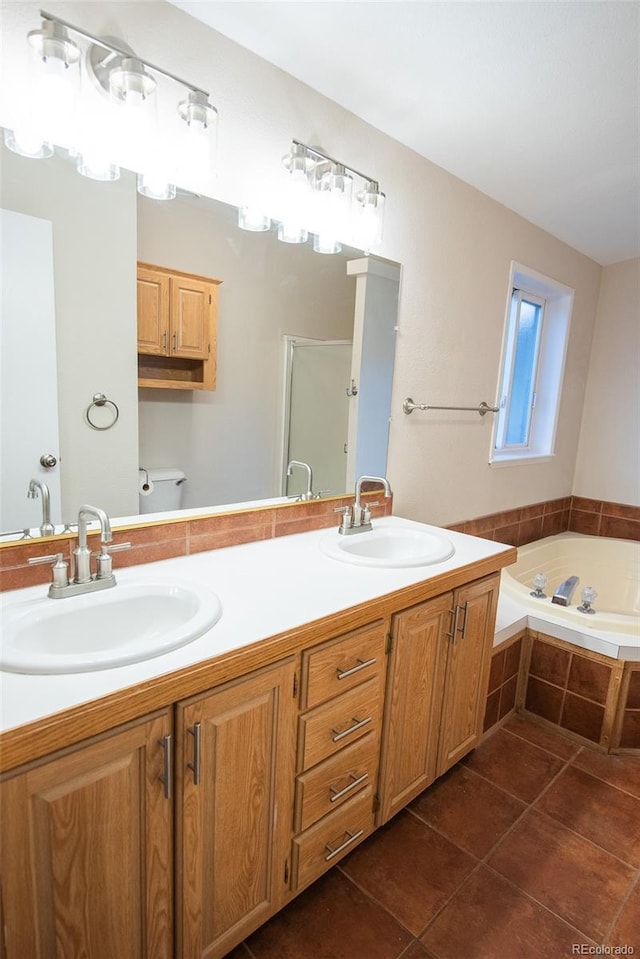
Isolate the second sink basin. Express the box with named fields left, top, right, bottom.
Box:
left=1, top=580, right=223, bottom=674
left=320, top=524, right=455, bottom=568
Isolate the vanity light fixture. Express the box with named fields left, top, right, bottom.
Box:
left=6, top=10, right=219, bottom=200
left=279, top=140, right=386, bottom=252
left=238, top=206, right=271, bottom=232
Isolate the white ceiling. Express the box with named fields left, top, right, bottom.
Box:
left=170, top=1, right=639, bottom=266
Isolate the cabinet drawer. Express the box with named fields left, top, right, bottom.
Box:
left=298, top=678, right=382, bottom=772
left=292, top=786, right=374, bottom=891
left=295, top=732, right=378, bottom=832
left=302, top=620, right=386, bottom=710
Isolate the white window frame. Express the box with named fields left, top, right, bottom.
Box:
left=494, top=289, right=545, bottom=452
left=490, top=262, right=574, bottom=467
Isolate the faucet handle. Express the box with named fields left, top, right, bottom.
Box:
left=333, top=505, right=353, bottom=531
left=102, top=542, right=132, bottom=553
left=95, top=542, right=131, bottom=580
left=28, top=552, right=69, bottom=588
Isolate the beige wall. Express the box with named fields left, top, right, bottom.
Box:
left=137, top=194, right=355, bottom=507
left=1, top=1, right=607, bottom=527
left=573, top=259, right=640, bottom=506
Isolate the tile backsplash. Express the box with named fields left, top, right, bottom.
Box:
left=0, top=492, right=392, bottom=592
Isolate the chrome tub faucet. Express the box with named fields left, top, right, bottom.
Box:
left=551, top=575, right=580, bottom=607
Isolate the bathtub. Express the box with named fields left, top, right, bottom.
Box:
left=498, top=532, right=640, bottom=661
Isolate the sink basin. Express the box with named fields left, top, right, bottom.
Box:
left=0, top=581, right=223, bottom=674
left=320, top=525, right=455, bottom=568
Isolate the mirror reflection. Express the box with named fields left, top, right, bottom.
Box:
left=0, top=142, right=400, bottom=540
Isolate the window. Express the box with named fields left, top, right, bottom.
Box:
left=490, top=263, right=573, bottom=465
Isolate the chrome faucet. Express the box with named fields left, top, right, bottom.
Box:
left=74, top=505, right=113, bottom=584
left=287, top=460, right=314, bottom=501
left=28, top=504, right=131, bottom=599
left=27, top=479, right=55, bottom=536
left=337, top=475, right=393, bottom=535
left=551, top=575, right=580, bottom=607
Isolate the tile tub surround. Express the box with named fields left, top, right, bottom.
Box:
left=0, top=491, right=392, bottom=593
left=225, top=715, right=640, bottom=959
left=483, top=630, right=639, bottom=755
left=448, top=496, right=640, bottom=546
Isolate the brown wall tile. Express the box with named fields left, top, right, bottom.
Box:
left=568, top=510, right=602, bottom=536
left=560, top=692, right=604, bottom=743
left=544, top=497, right=571, bottom=514
left=493, top=524, right=519, bottom=547
left=530, top=639, right=571, bottom=686
left=525, top=676, right=564, bottom=724
left=484, top=690, right=501, bottom=731
left=567, top=655, right=611, bottom=705
left=189, top=525, right=273, bottom=554
left=464, top=514, right=497, bottom=536
left=188, top=509, right=275, bottom=536
left=600, top=515, right=640, bottom=541
left=541, top=510, right=567, bottom=538
left=620, top=711, right=640, bottom=749
left=518, top=516, right=544, bottom=545
left=520, top=502, right=545, bottom=521
left=571, top=496, right=603, bottom=513
left=601, top=501, right=640, bottom=521
left=488, top=650, right=505, bottom=693
left=504, top=639, right=522, bottom=680
left=499, top=675, right=518, bottom=719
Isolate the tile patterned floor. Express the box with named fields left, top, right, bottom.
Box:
left=227, top=714, right=640, bottom=959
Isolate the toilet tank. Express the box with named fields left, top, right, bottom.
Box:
left=139, top=468, right=186, bottom=514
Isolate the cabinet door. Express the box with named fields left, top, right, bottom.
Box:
left=170, top=276, right=215, bottom=360
left=378, top=592, right=451, bottom=824
left=437, top=573, right=500, bottom=775
left=137, top=267, right=170, bottom=354
left=0, top=711, right=173, bottom=959
left=176, top=658, right=297, bottom=959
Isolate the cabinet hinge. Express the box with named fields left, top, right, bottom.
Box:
left=292, top=672, right=298, bottom=698
left=208, top=342, right=211, bottom=354
left=372, top=793, right=381, bottom=814
left=284, top=859, right=290, bottom=885
left=385, top=632, right=394, bottom=655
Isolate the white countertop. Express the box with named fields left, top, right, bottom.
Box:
left=0, top=516, right=513, bottom=734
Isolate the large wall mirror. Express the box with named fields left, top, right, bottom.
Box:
left=0, top=141, right=400, bottom=541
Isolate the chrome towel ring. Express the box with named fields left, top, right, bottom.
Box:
left=86, top=392, right=120, bottom=431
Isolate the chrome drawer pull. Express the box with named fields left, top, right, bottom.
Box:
left=331, top=716, right=372, bottom=743
left=325, top=829, right=364, bottom=862
left=158, top=734, right=172, bottom=800
left=446, top=605, right=461, bottom=642
left=187, top=722, right=201, bottom=786
left=336, top=657, right=376, bottom=680
left=329, top=771, right=368, bottom=803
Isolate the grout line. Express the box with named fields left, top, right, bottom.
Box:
left=601, top=864, right=640, bottom=944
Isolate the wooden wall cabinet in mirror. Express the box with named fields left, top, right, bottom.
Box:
left=137, top=262, right=221, bottom=391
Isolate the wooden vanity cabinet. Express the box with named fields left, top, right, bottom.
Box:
left=0, top=709, right=173, bottom=959
left=291, top=620, right=387, bottom=891
left=174, top=658, right=298, bottom=959
left=378, top=573, right=499, bottom=823
left=137, top=262, right=221, bottom=391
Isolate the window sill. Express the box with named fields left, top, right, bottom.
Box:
left=488, top=453, right=555, bottom=468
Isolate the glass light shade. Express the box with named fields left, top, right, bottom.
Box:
left=177, top=92, right=218, bottom=188
left=76, top=151, right=119, bottom=181
left=313, top=234, right=341, bottom=255
left=277, top=222, right=308, bottom=244
left=137, top=172, right=176, bottom=200
left=27, top=20, right=80, bottom=151
left=356, top=181, right=385, bottom=250
left=238, top=206, right=271, bottom=231
left=282, top=142, right=315, bottom=178
left=3, top=126, right=53, bottom=159
left=109, top=58, right=156, bottom=104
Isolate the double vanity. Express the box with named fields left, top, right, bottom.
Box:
left=0, top=512, right=515, bottom=959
